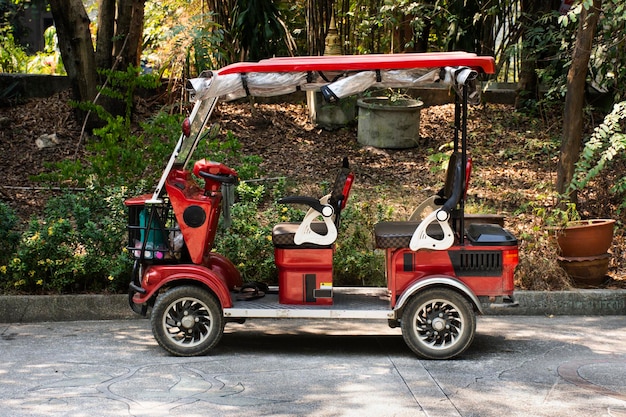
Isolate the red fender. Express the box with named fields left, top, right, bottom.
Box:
left=132, top=264, right=233, bottom=308
left=204, top=252, right=243, bottom=290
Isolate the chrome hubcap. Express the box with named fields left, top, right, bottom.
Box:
left=415, top=299, right=464, bottom=350
left=162, top=297, right=213, bottom=347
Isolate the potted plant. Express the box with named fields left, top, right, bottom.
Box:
left=356, top=89, right=424, bottom=149
left=542, top=203, right=614, bottom=287
left=547, top=101, right=626, bottom=287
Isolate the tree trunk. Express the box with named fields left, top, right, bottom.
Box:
left=96, top=0, right=116, bottom=70
left=48, top=0, right=98, bottom=103
left=115, top=0, right=146, bottom=70
left=306, top=0, right=332, bottom=56
left=556, top=0, right=602, bottom=198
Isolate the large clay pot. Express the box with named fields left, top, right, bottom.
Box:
left=356, top=97, right=423, bottom=149
left=555, top=219, right=615, bottom=257
left=557, top=253, right=610, bottom=288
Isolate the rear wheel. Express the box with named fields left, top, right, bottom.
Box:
left=151, top=285, right=224, bottom=356
left=401, top=288, right=476, bottom=360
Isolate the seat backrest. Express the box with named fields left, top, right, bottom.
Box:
left=328, top=157, right=354, bottom=228
left=441, top=155, right=464, bottom=214
left=442, top=152, right=471, bottom=201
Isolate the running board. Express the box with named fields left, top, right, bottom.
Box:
left=223, top=287, right=395, bottom=320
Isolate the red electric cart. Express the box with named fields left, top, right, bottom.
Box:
left=125, top=52, right=518, bottom=360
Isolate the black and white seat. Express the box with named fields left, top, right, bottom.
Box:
left=374, top=153, right=466, bottom=251
left=272, top=158, right=354, bottom=249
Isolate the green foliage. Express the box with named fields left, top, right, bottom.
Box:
left=589, top=0, right=626, bottom=102
left=0, top=0, right=27, bottom=73
left=0, top=186, right=134, bottom=293
left=0, top=30, right=28, bottom=73
left=0, top=5, right=63, bottom=75
left=568, top=100, right=626, bottom=210
left=529, top=200, right=580, bottom=228
left=35, top=67, right=173, bottom=188
left=426, top=144, right=453, bottom=174
left=0, top=202, right=20, bottom=266
left=214, top=179, right=302, bottom=283
left=232, top=0, right=287, bottom=61
left=333, top=201, right=393, bottom=287
left=509, top=1, right=626, bottom=112
left=205, top=130, right=262, bottom=180
left=96, top=66, right=161, bottom=120
left=143, top=3, right=226, bottom=76
left=25, top=26, right=64, bottom=75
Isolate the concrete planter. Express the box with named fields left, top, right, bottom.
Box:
left=356, top=97, right=423, bottom=149
left=307, top=91, right=357, bottom=130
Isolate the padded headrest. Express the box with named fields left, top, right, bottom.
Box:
left=443, top=153, right=460, bottom=199
left=329, top=157, right=352, bottom=209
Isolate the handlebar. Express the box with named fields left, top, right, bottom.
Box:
left=198, top=170, right=238, bottom=185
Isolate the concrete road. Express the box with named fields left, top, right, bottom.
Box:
left=1, top=316, right=625, bottom=417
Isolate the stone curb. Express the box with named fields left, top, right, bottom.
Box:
left=1, top=290, right=625, bottom=323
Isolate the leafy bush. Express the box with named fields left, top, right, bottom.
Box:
left=0, top=30, right=28, bottom=73
left=214, top=179, right=302, bottom=283
left=0, top=202, right=20, bottom=266
left=143, top=4, right=226, bottom=77
left=0, top=186, right=134, bottom=293
left=206, top=130, right=263, bottom=180
left=35, top=68, right=177, bottom=188
left=568, top=100, right=626, bottom=211
left=333, top=200, right=393, bottom=286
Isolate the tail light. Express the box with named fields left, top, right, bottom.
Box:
left=502, top=248, right=519, bottom=292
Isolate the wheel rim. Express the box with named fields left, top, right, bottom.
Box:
left=413, top=298, right=465, bottom=350
left=161, top=297, right=214, bottom=348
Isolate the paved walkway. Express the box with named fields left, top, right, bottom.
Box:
left=1, top=316, right=625, bottom=416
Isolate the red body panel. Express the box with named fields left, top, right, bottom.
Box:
left=124, top=193, right=153, bottom=206
left=386, top=243, right=518, bottom=307
left=165, top=169, right=221, bottom=264
left=275, top=248, right=334, bottom=305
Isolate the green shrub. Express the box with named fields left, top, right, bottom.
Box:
left=0, top=31, right=28, bottom=73
left=568, top=100, right=626, bottom=211
left=333, top=200, right=393, bottom=286
left=0, top=202, right=20, bottom=266
left=35, top=67, right=171, bottom=188
left=0, top=185, right=134, bottom=293
left=214, top=179, right=303, bottom=283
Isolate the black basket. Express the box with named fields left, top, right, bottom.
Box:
left=126, top=199, right=183, bottom=262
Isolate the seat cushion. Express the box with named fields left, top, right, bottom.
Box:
left=272, top=222, right=333, bottom=249
left=374, top=221, right=445, bottom=249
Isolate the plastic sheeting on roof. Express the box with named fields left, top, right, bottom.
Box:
left=188, top=66, right=480, bottom=104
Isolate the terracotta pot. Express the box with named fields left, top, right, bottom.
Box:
left=555, top=219, right=615, bottom=257
left=557, top=253, right=610, bottom=288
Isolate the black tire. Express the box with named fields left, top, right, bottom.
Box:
left=401, top=288, right=476, bottom=360
left=151, top=285, right=224, bottom=356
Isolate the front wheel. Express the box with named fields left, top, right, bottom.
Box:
left=151, top=285, right=224, bottom=356
left=401, top=288, right=476, bottom=360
